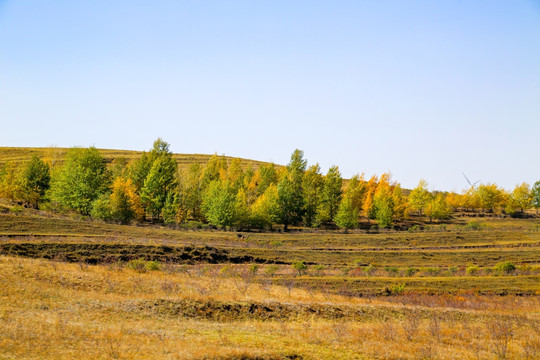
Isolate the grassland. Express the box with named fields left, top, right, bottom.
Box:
left=1, top=200, right=539, bottom=359
left=0, top=146, right=269, bottom=172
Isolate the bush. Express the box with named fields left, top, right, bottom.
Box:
left=265, top=265, right=279, bottom=277
left=145, top=260, right=161, bottom=271
left=127, top=258, right=148, bottom=273
left=385, top=266, right=400, bottom=276
left=494, top=261, right=516, bottom=275
left=405, top=268, right=417, bottom=277
left=364, top=264, right=376, bottom=276
left=466, top=264, right=480, bottom=276
left=312, top=264, right=325, bottom=277
left=466, top=221, right=484, bottom=231
left=292, top=261, right=307, bottom=276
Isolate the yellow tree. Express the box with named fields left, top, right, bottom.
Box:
left=506, top=183, right=532, bottom=214
left=110, top=177, right=144, bottom=224
left=362, top=175, right=379, bottom=219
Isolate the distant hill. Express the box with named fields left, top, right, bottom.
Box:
left=0, top=147, right=273, bottom=172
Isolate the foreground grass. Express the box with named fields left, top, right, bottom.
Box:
left=1, top=256, right=539, bottom=359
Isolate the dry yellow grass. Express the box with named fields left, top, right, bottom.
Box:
left=1, top=256, right=539, bottom=359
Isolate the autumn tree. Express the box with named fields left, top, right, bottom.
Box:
left=250, top=184, right=280, bottom=229
left=0, top=162, right=23, bottom=202
left=476, top=183, right=506, bottom=213
left=345, top=174, right=366, bottom=214
left=506, top=183, right=532, bottom=214
left=109, top=177, right=144, bottom=224
left=425, top=193, right=452, bottom=221
left=180, top=163, right=203, bottom=221
left=20, top=155, right=51, bottom=208
left=50, top=147, right=109, bottom=215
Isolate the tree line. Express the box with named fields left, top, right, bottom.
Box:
left=1, top=139, right=539, bottom=230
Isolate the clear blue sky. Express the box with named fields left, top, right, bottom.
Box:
left=1, top=1, right=539, bottom=191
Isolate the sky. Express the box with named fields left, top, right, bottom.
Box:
left=0, top=1, right=539, bottom=192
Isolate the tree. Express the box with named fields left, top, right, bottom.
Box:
left=258, top=163, right=278, bottom=195
left=532, top=181, right=540, bottom=215
left=0, top=162, right=23, bottom=202
left=316, top=165, right=342, bottom=225
left=277, top=150, right=307, bottom=230
left=373, top=187, right=394, bottom=228
left=140, top=155, right=178, bottom=220
left=476, top=183, right=506, bottom=213
left=507, top=183, right=532, bottom=214
left=425, top=193, right=452, bottom=221
left=127, top=152, right=152, bottom=193
left=20, top=155, right=51, bottom=208
left=138, top=139, right=178, bottom=220
left=335, top=196, right=359, bottom=229
left=180, top=163, right=203, bottom=221
left=346, top=174, right=366, bottom=214
left=109, top=177, right=143, bottom=224
left=50, top=147, right=109, bottom=215
left=202, top=180, right=237, bottom=229
left=409, top=179, right=430, bottom=216
left=250, top=184, right=280, bottom=229
left=302, top=164, right=323, bottom=227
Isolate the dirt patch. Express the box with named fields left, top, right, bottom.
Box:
left=0, top=242, right=274, bottom=264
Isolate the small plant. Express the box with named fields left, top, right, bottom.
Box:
left=447, top=266, right=458, bottom=275
left=407, top=225, right=421, bottom=233
left=145, top=260, right=161, bottom=271
left=424, top=267, right=441, bottom=276
left=127, top=258, right=148, bottom=273
left=292, top=261, right=307, bottom=276
left=466, top=221, right=484, bottom=231
left=385, top=266, right=399, bottom=276
left=466, top=264, right=480, bottom=276
left=364, top=264, right=376, bottom=276
left=264, top=265, right=279, bottom=277
left=494, top=261, right=516, bottom=275
left=312, top=264, right=325, bottom=277
left=390, top=282, right=406, bottom=295
left=248, top=263, right=260, bottom=275
left=405, top=267, right=417, bottom=277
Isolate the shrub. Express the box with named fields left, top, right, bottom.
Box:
left=390, top=283, right=406, bottom=295
left=466, top=264, right=480, bottom=276
left=466, top=221, right=484, bottom=231
left=405, top=268, right=417, bottom=277
left=364, top=264, right=376, bottom=276
left=127, top=258, right=148, bottom=273
left=249, top=263, right=260, bottom=275
left=145, top=260, right=161, bottom=271
left=385, top=266, right=400, bottom=276
left=312, top=264, right=326, bottom=277
left=494, top=261, right=516, bottom=275
left=265, top=265, right=279, bottom=277
left=292, top=261, right=307, bottom=276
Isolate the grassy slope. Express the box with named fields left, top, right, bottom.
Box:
left=1, top=256, right=538, bottom=360
left=0, top=146, right=271, bottom=171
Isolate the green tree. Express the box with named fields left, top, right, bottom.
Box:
left=345, top=174, right=366, bottom=214
left=335, top=196, right=359, bottom=229
left=302, top=164, right=323, bottom=227
left=408, top=179, right=430, bottom=216
left=532, top=181, right=540, bottom=215
left=50, top=147, right=109, bottom=215
left=140, top=155, right=178, bottom=220
left=316, top=165, right=343, bottom=225
left=277, top=150, right=307, bottom=230
left=0, top=162, right=23, bottom=201
left=258, top=163, right=278, bottom=195
left=202, top=180, right=237, bottom=229
left=373, top=187, right=394, bottom=228
left=127, top=152, right=152, bottom=193
left=476, top=183, right=506, bottom=213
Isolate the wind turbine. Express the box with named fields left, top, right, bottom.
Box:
left=463, top=173, right=481, bottom=189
